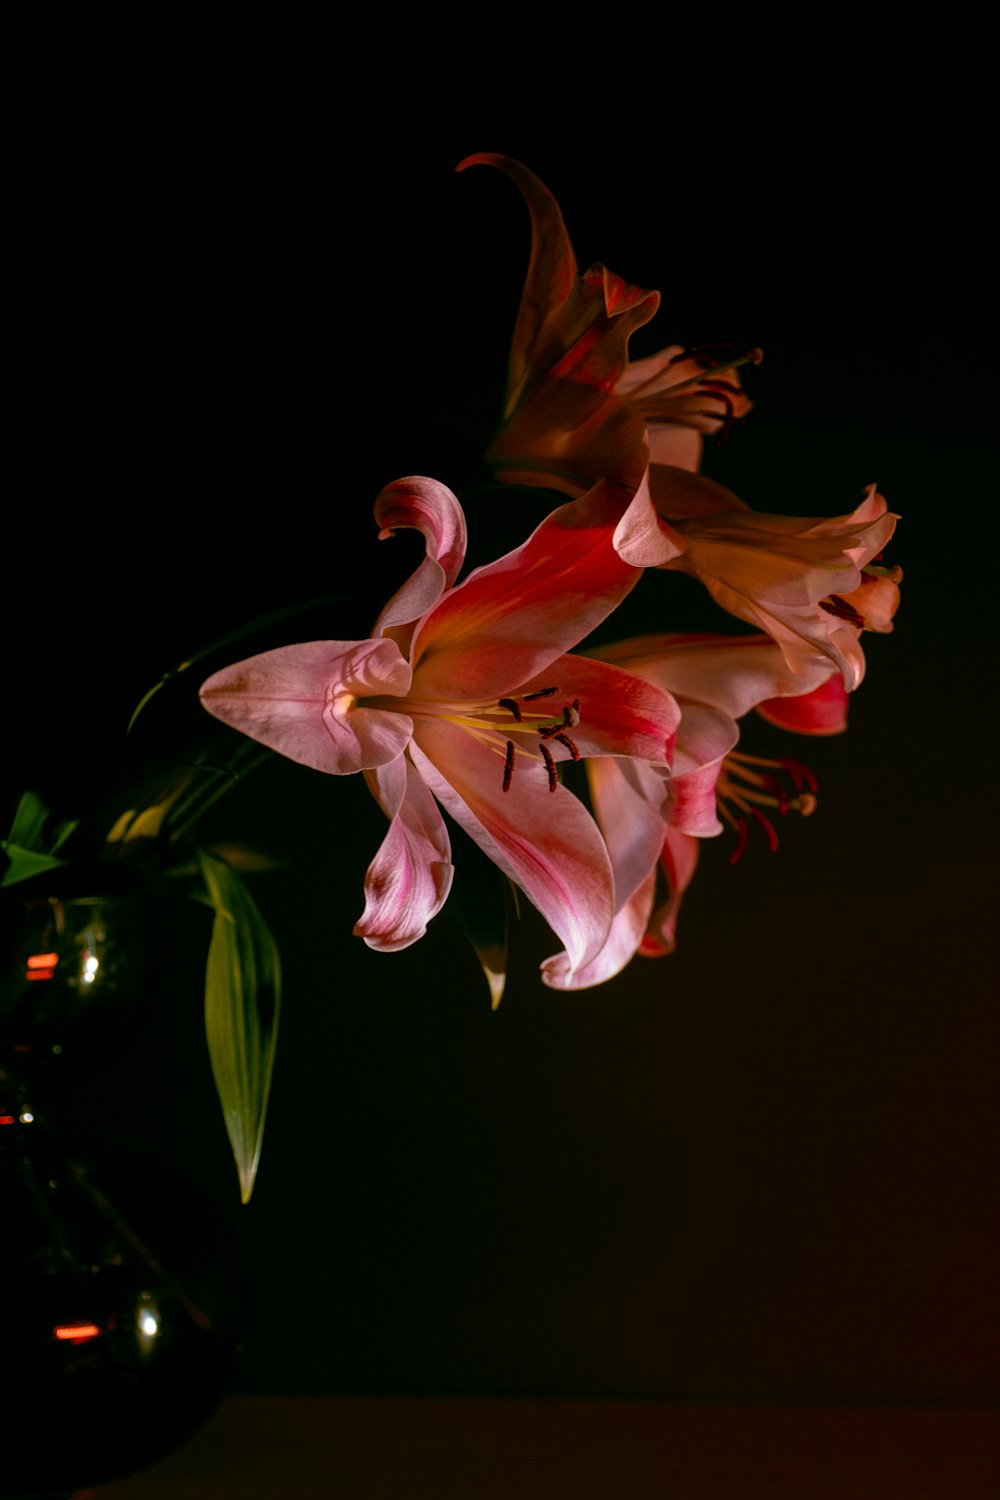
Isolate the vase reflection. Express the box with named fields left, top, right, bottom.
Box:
left=1, top=887, right=244, bottom=1496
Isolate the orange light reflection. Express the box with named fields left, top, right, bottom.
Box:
left=54, top=1323, right=102, bottom=1343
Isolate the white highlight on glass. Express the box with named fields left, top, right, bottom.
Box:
left=136, top=1295, right=162, bottom=1351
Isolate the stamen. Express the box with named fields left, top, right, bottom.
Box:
left=551, top=732, right=580, bottom=761
left=666, top=343, right=763, bottom=380
left=820, top=595, right=866, bottom=628
left=756, top=771, right=790, bottom=811
left=493, top=690, right=584, bottom=792
left=539, top=742, right=559, bottom=792
left=785, top=761, right=818, bottom=795
left=502, top=740, right=515, bottom=793
left=717, top=749, right=818, bottom=856
left=750, top=808, right=780, bottom=853
left=699, top=378, right=742, bottom=395
left=667, top=341, right=730, bottom=368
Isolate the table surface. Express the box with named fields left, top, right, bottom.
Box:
left=85, top=1398, right=1000, bottom=1499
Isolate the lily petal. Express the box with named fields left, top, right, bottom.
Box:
left=354, top=756, right=454, bottom=951
left=669, top=701, right=738, bottom=834
left=588, top=756, right=671, bottom=916
left=612, top=467, right=688, bottom=567
left=655, top=484, right=899, bottom=687
left=409, top=721, right=615, bottom=979
left=543, top=868, right=657, bottom=992
left=372, top=476, right=468, bottom=643
left=459, top=153, right=658, bottom=496
left=640, top=828, right=700, bottom=957
left=200, top=639, right=414, bottom=775
left=514, top=654, right=679, bottom=766
left=457, top=152, right=580, bottom=414
left=458, top=153, right=659, bottom=416
left=756, top=674, right=850, bottom=735
left=592, top=632, right=838, bottom=720
left=409, top=480, right=641, bottom=701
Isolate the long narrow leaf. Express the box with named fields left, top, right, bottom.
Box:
left=196, top=849, right=281, bottom=1203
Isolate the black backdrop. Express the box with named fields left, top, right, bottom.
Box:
left=7, top=73, right=998, bottom=1404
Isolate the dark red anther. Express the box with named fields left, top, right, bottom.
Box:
left=502, top=740, right=515, bottom=792
left=499, top=697, right=523, bottom=722
left=551, top=732, right=580, bottom=761
left=820, top=595, right=866, bottom=628
left=751, top=808, right=780, bottom=853
left=728, top=817, right=749, bottom=866
left=524, top=686, right=559, bottom=701
left=784, top=760, right=818, bottom=795
left=541, top=697, right=583, bottom=739
left=539, top=742, right=559, bottom=792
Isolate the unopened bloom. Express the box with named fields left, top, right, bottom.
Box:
left=459, top=153, right=755, bottom=496
left=200, top=478, right=680, bottom=990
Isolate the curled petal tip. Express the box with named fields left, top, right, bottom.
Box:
left=456, top=151, right=504, bottom=175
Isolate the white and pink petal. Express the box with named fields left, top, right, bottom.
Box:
left=354, top=756, right=454, bottom=952
left=372, top=476, right=468, bottom=643
left=200, top=638, right=413, bottom=775
left=409, top=719, right=615, bottom=981
left=409, top=480, right=642, bottom=701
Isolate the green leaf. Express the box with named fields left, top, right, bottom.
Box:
left=7, top=789, right=50, bottom=849
left=196, top=848, right=281, bottom=1204
left=443, top=816, right=512, bottom=1009
left=0, top=842, right=69, bottom=888
left=128, top=593, right=352, bottom=732
left=1, top=791, right=78, bottom=885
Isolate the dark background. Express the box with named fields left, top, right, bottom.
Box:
left=7, top=73, right=998, bottom=1405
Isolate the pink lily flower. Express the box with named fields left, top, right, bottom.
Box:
left=200, top=478, right=680, bottom=991
left=458, top=153, right=755, bottom=495
left=542, top=633, right=845, bottom=990
left=614, top=468, right=902, bottom=690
